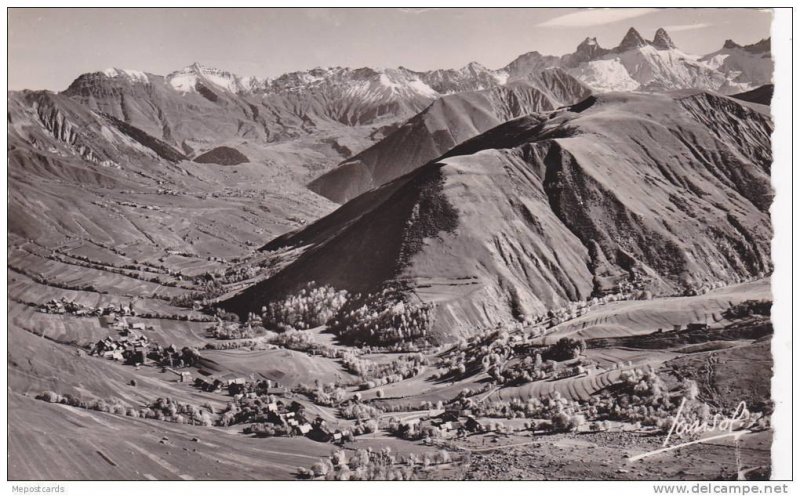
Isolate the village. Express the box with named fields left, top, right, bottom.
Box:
left=29, top=284, right=773, bottom=482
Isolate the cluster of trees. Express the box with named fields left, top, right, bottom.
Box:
left=36, top=391, right=135, bottom=417
left=462, top=391, right=586, bottom=432
left=150, top=345, right=203, bottom=369
left=339, top=401, right=382, bottom=420
left=36, top=391, right=218, bottom=426
left=330, top=289, right=433, bottom=346
left=267, top=330, right=340, bottom=358
left=295, top=383, right=350, bottom=407
left=203, top=336, right=273, bottom=350
left=298, top=447, right=451, bottom=480
left=376, top=399, right=446, bottom=414
left=261, top=282, right=349, bottom=331
left=458, top=364, right=728, bottom=436
left=724, top=299, right=771, bottom=319
left=433, top=331, right=511, bottom=381
left=387, top=420, right=448, bottom=441
left=543, top=337, right=587, bottom=362
left=170, top=286, right=226, bottom=308
left=143, top=397, right=215, bottom=426
left=190, top=265, right=258, bottom=289
left=207, top=321, right=270, bottom=340
left=586, top=368, right=681, bottom=429
left=351, top=418, right=379, bottom=435
left=341, top=352, right=428, bottom=385
left=499, top=356, right=557, bottom=385
left=243, top=422, right=290, bottom=438
left=434, top=332, right=589, bottom=386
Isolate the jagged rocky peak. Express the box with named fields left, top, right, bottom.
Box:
left=722, top=38, right=770, bottom=54
left=576, top=36, right=604, bottom=55
left=723, top=39, right=742, bottom=49
left=652, top=28, right=676, bottom=50
left=616, top=27, right=648, bottom=51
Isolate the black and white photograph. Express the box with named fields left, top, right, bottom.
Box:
left=4, top=4, right=793, bottom=489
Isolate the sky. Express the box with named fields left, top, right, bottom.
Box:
left=8, top=8, right=773, bottom=91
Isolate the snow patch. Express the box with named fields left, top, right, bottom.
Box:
left=568, top=59, right=640, bottom=93
left=101, top=68, right=148, bottom=83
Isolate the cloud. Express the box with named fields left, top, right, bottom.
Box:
left=397, top=8, right=439, bottom=15
left=537, top=8, right=657, bottom=28
left=660, top=23, right=714, bottom=32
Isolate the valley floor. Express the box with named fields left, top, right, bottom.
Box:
left=7, top=236, right=773, bottom=480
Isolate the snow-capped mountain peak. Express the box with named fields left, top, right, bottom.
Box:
left=167, top=62, right=265, bottom=94
left=99, top=68, right=149, bottom=83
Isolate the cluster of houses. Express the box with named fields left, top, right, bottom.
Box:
left=88, top=329, right=151, bottom=364
left=88, top=317, right=201, bottom=369
left=192, top=374, right=288, bottom=396
left=235, top=397, right=350, bottom=442
left=395, top=409, right=486, bottom=440
left=40, top=298, right=137, bottom=318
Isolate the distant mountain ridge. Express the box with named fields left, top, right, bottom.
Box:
left=43, top=28, right=770, bottom=169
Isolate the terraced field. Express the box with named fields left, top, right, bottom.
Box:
left=540, top=280, right=770, bottom=343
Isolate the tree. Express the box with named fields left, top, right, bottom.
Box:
left=311, top=460, right=330, bottom=477
left=545, top=337, right=587, bottom=361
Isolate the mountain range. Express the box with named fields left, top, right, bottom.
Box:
left=55, top=27, right=771, bottom=154
left=8, top=27, right=774, bottom=344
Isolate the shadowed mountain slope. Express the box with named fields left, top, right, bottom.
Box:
left=308, top=69, right=591, bottom=203
left=221, top=92, right=772, bottom=343
left=731, top=84, right=773, bottom=106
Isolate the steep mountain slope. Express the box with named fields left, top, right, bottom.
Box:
left=7, top=88, right=335, bottom=251
left=221, top=92, right=772, bottom=343
left=731, top=84, right=773, bottom=106
left=63, top=66, right=357, bottom=150
left=8, top=90, right=184, bottom=170
left=309, top=69, right=591, bottom=203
